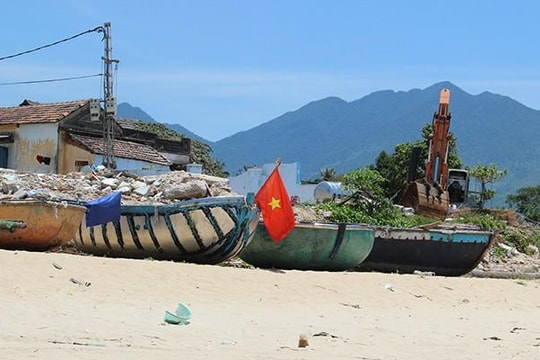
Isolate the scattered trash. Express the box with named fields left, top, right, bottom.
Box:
left=385, top=283, right=394, bottom=292
left=70, top=278, right=91, bottom=287
left=313, top=331, right=339, bottom=338
left=164, top=302, right=191, bottom=325
left=339, top=302, right=361, bottom=309
left=510, top=327, right=526, bottom=333
left=52, top=262, right=63, bottom=270
left=298, top=334, right=309, bottom=348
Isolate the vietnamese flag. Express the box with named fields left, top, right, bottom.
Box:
left=255, top=167, right=295, bottom=242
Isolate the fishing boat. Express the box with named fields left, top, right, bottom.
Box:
left=0, top=200, right=86, bottom=251
left=356, top=225, right=496, bottom=276
left=239, top=221, right=375, bottom=271
left=72, top=194, right=260, bottom=264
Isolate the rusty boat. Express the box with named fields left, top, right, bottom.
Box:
left=0, top=200, right=87, bottom=251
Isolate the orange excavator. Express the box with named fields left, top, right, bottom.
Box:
left=399, top=88, right=469, bottom=218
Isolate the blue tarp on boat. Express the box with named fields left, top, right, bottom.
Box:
left=84, top=192, right=121, bottom=227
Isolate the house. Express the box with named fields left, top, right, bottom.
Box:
left=64, top=133, right=171, bottom=176
left=0, top=99, right=191, bottom=175
left=114, top=118, right=191, bottom=169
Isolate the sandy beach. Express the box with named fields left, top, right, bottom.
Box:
left=0, top=249, right=539, bottom=360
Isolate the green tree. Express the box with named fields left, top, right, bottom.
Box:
left=374, top=143, right=421, bottom=200
left=342, top=167, right=386, bottom=197
left=373, top=123, right=462, bottom=201
left=506, top=185, right=540, bottom=221
left=189, top=141, right=227, bottom=177
left=319, top=167, right=337, bottom=181
left=320, top=166, right=436, bottom=226
left=467, top=164, right=507, bottom=209
left=340, top=167, right=391, bottom=217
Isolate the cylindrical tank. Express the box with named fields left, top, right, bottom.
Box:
left=314, top=181, right=346, bottom=202
left=186, top=163, right=203, bottom=174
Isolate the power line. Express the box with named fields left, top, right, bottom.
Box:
left=0, top=73, right=103, bottom=86
left=0, top=26, right=104, bottom=62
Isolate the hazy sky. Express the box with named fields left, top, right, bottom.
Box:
left=1, top=1, right=538, bottom=141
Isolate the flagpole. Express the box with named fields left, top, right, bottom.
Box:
left=256, top=158, right=282, bottom=195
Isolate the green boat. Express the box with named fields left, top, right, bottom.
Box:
left=239, top=222, right=375, bottom=271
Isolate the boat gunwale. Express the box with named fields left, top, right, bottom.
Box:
left=292, top=221, right=375, bottom=231
left=0, top=199, right=87, bottom=212
left=374, top=225, right=494, bottom=237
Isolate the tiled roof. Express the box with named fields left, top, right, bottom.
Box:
left=0, top=100, right=89, bottom=125
left=68, top=133, right=172, bottom=166
left=115, top=117, right=140, bottom=130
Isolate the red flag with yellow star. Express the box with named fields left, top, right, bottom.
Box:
left=255, top=167, right=295, bottom=242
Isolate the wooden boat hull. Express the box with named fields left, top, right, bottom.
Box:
left=72, top=195, right=259, bottom=264
left=357, top=226, right=496, bottom=276
left=0, top=200, right=86, bottom=251
left=240, top=222, right=375, bottom=271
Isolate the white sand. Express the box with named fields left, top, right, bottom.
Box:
left=0, top=249, right=539, bottom=360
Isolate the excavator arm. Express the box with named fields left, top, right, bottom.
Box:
left=398, top=88, right=453, bottom=218
left=425, top=89, right=451, bottom=189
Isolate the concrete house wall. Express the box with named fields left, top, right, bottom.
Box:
left=229, top=162, right=317, bottom=203
left=93, top=154, right=171, bottom=176
left=15, top=123, right=59, bottom=174
left=58, top=139, right=96, bottom=174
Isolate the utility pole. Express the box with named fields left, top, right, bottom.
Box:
left=102, top=22, right=119, bottom=169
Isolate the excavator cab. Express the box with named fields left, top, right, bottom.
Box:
left=447, top=169, right=469, bottom=206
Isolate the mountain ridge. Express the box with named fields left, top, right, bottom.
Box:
left=118, top=81, right=540, bottom=206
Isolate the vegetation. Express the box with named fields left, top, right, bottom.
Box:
left=318, top=167, right=338, bottom=182
left=506, top=185, right=540, bottom=222
left=447, top=211, right=506, bottom=232
left=315, top=166, right=438, bottom=227
left=466, top=164, right=507, bottom=209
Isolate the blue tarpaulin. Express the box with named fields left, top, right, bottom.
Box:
left=84, top=192, right=121, bottom=227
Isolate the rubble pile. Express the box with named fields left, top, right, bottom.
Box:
left=0, top=168, right=237, bottom=205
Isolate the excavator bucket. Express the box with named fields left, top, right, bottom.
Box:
left=399, top=181, right=449, bottom=218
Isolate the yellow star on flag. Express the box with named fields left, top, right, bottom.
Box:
left=268, top=197, right=281, bottom=210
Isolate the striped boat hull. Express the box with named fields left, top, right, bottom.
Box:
left=72, top=195, right=260, bottom=264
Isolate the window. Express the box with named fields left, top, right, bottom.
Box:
left=75, top=160, right=89, bottom=172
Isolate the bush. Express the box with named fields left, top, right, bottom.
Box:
left=315, top=201, right=437, bottom=227
left=449, top=212, right=506, bottom=231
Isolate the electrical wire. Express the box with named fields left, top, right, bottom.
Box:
left=0, top=73, right=103, bottom=86
left=0, top=26, right=104, bottom=62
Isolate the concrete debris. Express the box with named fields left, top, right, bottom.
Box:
left=0, top=168, right=237, bottom=205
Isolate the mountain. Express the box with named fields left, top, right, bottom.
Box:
left=117, top=102, right=210, bottom=144
left=119, top=82, right=540, bottom=206
left=211, top=81, right=540, bottom=206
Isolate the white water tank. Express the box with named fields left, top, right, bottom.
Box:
left=314, top=181, right=347, bottom=202
left=186, top=163, right=203, bottom=174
